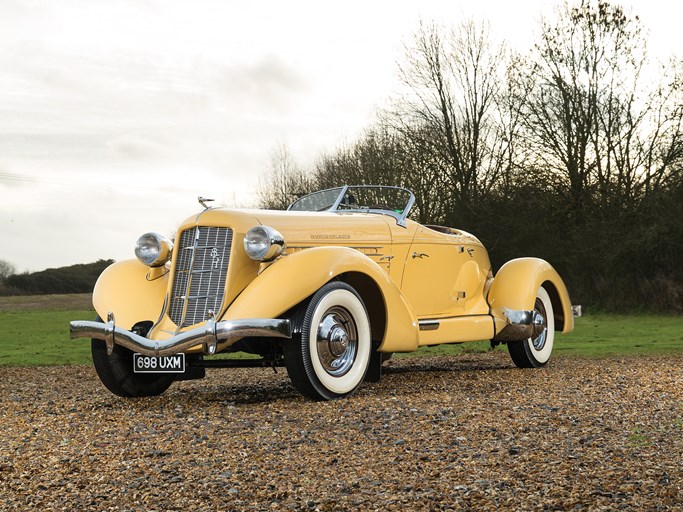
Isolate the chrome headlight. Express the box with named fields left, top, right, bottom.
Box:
left=135, top=232, right=173, bottom=267
left=244, top=226, right=285, bottom=262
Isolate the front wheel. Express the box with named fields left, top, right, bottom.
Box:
left=91, top=319, right=175, bottom=397
left=284, top=282, right=372, bottom=400
left=507, top=286, right=555, bottom=368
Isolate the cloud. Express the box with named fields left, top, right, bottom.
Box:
left=0, top=170, right=32, bottom=189
left=106, top=134, right=166, bottom=160
left=218, top=55, right=307, bottom=107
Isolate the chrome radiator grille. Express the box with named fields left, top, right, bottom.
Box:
left=169, top=226, right=233, bottom=328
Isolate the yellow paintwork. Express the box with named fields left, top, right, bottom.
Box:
left=225, top=246, right=419, bottom=353
left=91, top=205, right=573, bottom=355
left=488, top=257, right=574, bottom=335
left=92, top=259, right=169, bottom=330
left=418, top=315, right=495, bottom=346
left=400, top=224, right=491, bottom=317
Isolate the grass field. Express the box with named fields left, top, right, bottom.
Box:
left=0, top=294, right=682, bottom=366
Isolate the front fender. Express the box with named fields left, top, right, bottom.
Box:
left=92, top=259, right=168, bottom=330
left=488, top=258, right=574, bottom=334
left=225, top=247, right=419, bottom=352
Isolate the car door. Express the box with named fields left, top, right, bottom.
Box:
left=399, top=225, right=491, bottom=318
left=399, top=226, right=466, bottom=317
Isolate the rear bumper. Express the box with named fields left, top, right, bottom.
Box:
left=69, top=312, right=292, bottom=357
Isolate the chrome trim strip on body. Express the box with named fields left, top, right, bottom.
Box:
left=417, top=314, right=494, bottom=332
left=492, top=307, right=535, bottom=341
left=70, top=313, right=292, bottom=357
left=287, top=245, right=385, bottom=253
left=418, top=320, right=440, bottom=331
left=194, top=206, right=218, bottom=223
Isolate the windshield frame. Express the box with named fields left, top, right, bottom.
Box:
left=287, top=185, right=415, bottom=227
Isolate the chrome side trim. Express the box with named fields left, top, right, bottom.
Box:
left=70, top=314, right=291, bottom=357
left=418, top=320, right=440, bottom=331
left=492, top=307, right=535, bottom=341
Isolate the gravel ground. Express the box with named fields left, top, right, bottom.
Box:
left=1, top=353, right=681, bottom=511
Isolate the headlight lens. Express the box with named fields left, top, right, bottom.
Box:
left=244, top=226, right=285, bottom=261
left=135, top=232, right=174, bottom=267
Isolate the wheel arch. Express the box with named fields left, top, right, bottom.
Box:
left=488, top=257, right=574, bottom=334
left=225, top=247, right=418, bottom=352
left=540, top=279, right=568, bottom=332
left=339, top=271, right=386, bottom=346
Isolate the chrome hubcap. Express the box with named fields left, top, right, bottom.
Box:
left=531, top=297, right=548, bottom=350
left=316, top=307, right=357, bottom=376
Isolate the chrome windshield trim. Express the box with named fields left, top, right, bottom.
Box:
left=330, top=185, right=350, bottom=211
left=70, top=315, right=291, bottom=357
left=398, top=192, right=415, bottom=228
left=288, top=185, right=415, bottom=227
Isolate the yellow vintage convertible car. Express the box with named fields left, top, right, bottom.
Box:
left=70, top=185, right=574, bottom=400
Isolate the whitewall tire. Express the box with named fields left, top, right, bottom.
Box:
left=284, top=282, right=371, bottom=400
left=507, top=286, right=555, bottom=368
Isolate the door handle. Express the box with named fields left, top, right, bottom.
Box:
left=412, top=252, right=429, bottom=259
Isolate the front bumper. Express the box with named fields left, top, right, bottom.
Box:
left=69, top=312, right=292, bottom=357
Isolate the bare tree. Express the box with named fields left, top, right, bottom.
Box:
left=313, top=127, right=404, bottom=188
left=314, top=141, right=367, bottom=190
left=519, top=0, right=683, bottom=208
left=391, top=123, right=451, bottom=224
left=257, top=144, right=315, bottom=209
left=0, top=260, right=16, bottom=282
left=387, top=20, right=510, bottom=218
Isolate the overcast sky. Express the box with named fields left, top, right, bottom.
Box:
left=0, top=0, right=680, bottom=272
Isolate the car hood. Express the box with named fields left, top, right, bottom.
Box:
left=178, top=208, right=394, bottom=245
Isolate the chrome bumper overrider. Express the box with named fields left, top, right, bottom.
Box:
left=492, top=307, right=537, bottom=341
left=69, top=312, right=292, bottom=357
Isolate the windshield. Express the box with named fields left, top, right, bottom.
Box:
left=287, top=187, right=344, bottom=212
left=288, top=185, right=415, bottom=226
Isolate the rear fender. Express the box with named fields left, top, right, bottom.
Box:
left=225, top=247, right=419, bottom=352
left=488, top=258, right=574, bottom=335
left=92, top=259, right=169, bottom=330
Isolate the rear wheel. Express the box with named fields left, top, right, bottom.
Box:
left=91, top=319, right=175, bottom=397
left=507, top=287, right=555, bottom=368
left=284, top=282, right=371, bottom=400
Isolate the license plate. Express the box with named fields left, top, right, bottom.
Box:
left=133, top=353, right=186, bottom=373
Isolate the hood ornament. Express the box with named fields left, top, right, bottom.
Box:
left=198, top=196, right=215, bottom=210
